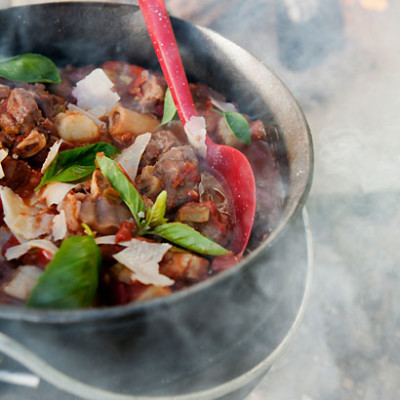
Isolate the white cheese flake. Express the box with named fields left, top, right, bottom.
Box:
left=67, top=103, right=106, bottom=128
left=41, top=182, right=76, bottom=207
left=0, top=187, right=36, bottom=242
left=115, top=132, right=151, bottom=181
left=113, top=239, right=174, bottom=286
left=72, top=68, right=120, bottom=112
left=0, top=148, right=8, bottom=179
left=52, top=210, right=67, bottom=241
left=5, top=239, right=58, bottom=261
left=3, top=265, right=43, bottom=301
left=184, top=116, right=207, bottom=158
left=41, top=139, right=63, bottom=173
left=210, top=97, right=237, bottom=113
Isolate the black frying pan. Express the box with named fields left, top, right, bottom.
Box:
left=0, top=3, right=313, bottom=399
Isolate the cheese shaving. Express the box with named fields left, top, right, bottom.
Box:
left=3, top=265, right=43, bottom=301
left=41, top=182, right=76, bottom=207
left=184, top=116, right=207, bottom=158
left=5, top=239, right=58, bottom=261
left=210, top=97, right=237, bottom=113
left=52, top=210, right=67, bottom=241
left=41, top=140, right=63, bottom=173
left=113, top=239, right=174, bottom=286
left=115, top=132, right=151, bottom=181
left=95, top=235, right=131, bottom=247
left=0, top=148, right=8, bottom=179
left=0, top=187, right=36, bottom=242
left=67, top=103, right=106, bottom=128
left=72, top=68, right=120, bottom=112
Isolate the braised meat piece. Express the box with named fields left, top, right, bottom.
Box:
left=175, top=201, right=232, bottom=247
left=6, top=88, right=41, bottom=133
left=140, top=130, right=183, bottom=167
left=153, top=145, right=200, bottom=210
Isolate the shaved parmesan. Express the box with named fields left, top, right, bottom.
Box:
left=52, top=210, right=67, bottom=241
left=0, top=187, right=36, bottom=242
left=41, top=140, right=63, bottom=173
left=115, top=132, right=151, bottom=181
left=3, top=265, right=43, bottom=301
left=72, top=68, right=120, bottom=112
left=95, top=235, right=131, bottom=247
left=113, top=239, right=174, bottom=286
left=184, top=116, right=207, bottom=158
left=210, top=97, right=237, bottom=113
left=41, top=182, right=76, bottom=207
left=5, top=239, right=58, bottom=261
left=67, top=103, right=106, bottom=128
left=0, top=148, right=8, bottom=179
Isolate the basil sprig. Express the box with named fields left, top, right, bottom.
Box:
left=26, top=235, right=102, bottom=309
left=0, top=53, right=61, bottom=83
left=96, top=154, right=145, bottom=229
left=161, top=87, right=177, bottom=125
left=36, top=142, right=119, bottom=190
left=96, top=154, right=228, bottom=255
left=213, top=109, right=251, bottom=145
left=152, top=222, right=228, bottom=256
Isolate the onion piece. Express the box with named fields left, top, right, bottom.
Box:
left=0, top=148, right=8, bottom=179
left=115, top=132, right=151, bottom=181
left=41, top=139, right=63, bottom=173
left=5, top=239, right=58, bottom=261
left=2, top=265, right=43, bottom=301
left=184, top=116, right=207, bottom=158
left=52, top=210, right=67, bottom=241
left=113, top=239, right=174, bottom=286
left=67, top=103, right=106, bottom=128
left=72, top=68, right=120, bottom=112
left=41, top=182, right=76, bottom=207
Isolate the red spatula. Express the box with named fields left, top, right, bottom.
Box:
left=138, top=0, right=256, bottom=255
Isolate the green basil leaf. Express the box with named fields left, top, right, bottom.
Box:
left=0, top=53, right=61, bottom=83
left=151, top=222, right=229, bottom=256
left=223, top=111, right=251, bottom=145
left=36, top=142, right=119, bottom=190
left=96, top=154, right=145, bottom=228
left=161, top=87, right=177, bottom=125
left=26, top=236, right=102, bottom=309
left=145, top=190, right=168, bottom=229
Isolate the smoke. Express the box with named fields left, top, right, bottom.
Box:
left=170, top=1, right=400, bottom=399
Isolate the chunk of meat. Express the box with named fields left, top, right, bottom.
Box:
left=140, top=130, right=183, bottom=167
left=79, top=195, right=131, bottom=235
left=136, top=166, right=162, bottom=199
left=159, top=249, right=209, bottom=283
left=6, top=88, right=41, bottom=133
left=175, top=201, right=232, bottom=247
left=153, top=146, right=200, bottom=210
left=1, top=158, right=41, bottom=199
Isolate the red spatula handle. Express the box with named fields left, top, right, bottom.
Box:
left=138, top=0, right=197, bottom=125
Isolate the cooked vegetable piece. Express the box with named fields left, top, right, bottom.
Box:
left=26, top=235, right=101, bottom=309
left=36, top=142, right=119, bottom=190
left=0, top=54, right=61, bottom=83
left=151, top=222, right=229, bottom=256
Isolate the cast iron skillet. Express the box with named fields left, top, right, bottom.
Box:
left=0, top=2, right=313, bottom=398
